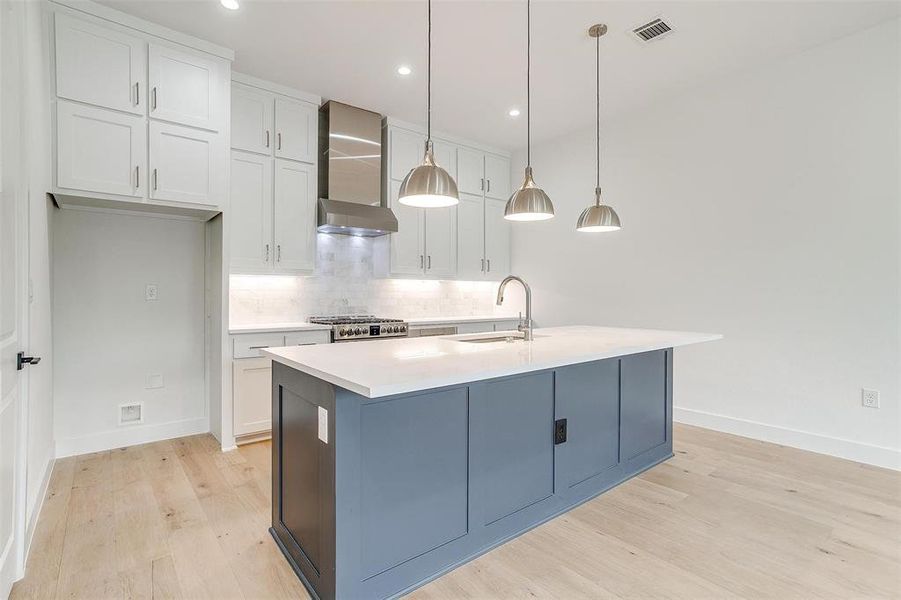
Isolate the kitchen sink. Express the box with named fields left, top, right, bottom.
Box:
left=452, top=332, right=542, bottom=344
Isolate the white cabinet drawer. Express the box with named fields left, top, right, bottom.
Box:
left=233, top=333, right=284, bottom=358
left=284, top=330, right=331, bottom=346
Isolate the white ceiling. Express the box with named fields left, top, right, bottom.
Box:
left=97, top=0, right=899, bottom=151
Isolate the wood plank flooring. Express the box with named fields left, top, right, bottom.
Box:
left=11, top=424, right=900, bottom=599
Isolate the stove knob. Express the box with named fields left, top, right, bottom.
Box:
left=338, top=328, right=347, bottom=337
left=391, top=326, right=398, bottom=333
left=354, top=327, right=363, bottom=335
left=400, top=325, right=407, bottom=332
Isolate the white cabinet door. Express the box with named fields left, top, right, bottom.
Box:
left=388, top=179, right=425, bottom=276
left=432, top=139, right=457, bottom=180
left=273, top=160, right=316, bottom=272
left=233, top=357, right=272, bottom=436
left=230, top=151, right=273, bottom=272
left=149, top=43, right=223, bottom=131
left=274, top=97, right=317, bottom=163
left=457, top=147, right=484, bottom=195
left=424, top=206, right=457, bottom=278
left=456, top=192, right=485, bottom=280
left=484, top=197, right=511, bottom=279
left=56, top=100, right=145, bottom=198
left=54, top=14, right=145, bottom=114
left=389, top=128, right=426, bottom=181
left=232, top=83, right=273, bottom=155
left=485, top=153, right=511, bottom=200
left=149, top=121, right=221, bottom=206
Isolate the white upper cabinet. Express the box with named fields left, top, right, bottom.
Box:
left=149, top=43, right=224, bottom=132
left=149, top=121, right=222, bottom=206
left=273, top=160, right=316, bottom=272
left=388, top=179, right=426, bottom=276
left=56, top=100, right=145, bottom=198
left=457, top=147, right=484, bottom=195
left=274, top=97, right=317, bottom=163
left=230, top=151, right=273, bottom=272
left=54, top=14, right=145, bottom=115
left=484, top=197, right=512, bottom=278
left=485, top=154, right=511, bottom=200
left=456, top=192, right=486, bottom=280
left=424, top=206, right=457, bottom=278
left=432, top=140, right=457, bottom=179
left=389, top=128, right=426, bottom=181
left=231, top=83, right=274, bottom=155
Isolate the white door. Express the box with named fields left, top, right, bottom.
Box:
left=389, top=127, right=425, bottom=181
left=274, top=98, right=316, bottom=164
left=231, top=82, right=273, bottom=155
left=149, top=120, right=221, bottom=207
left=273, top=159, right=316, bottom=272
left=232, top=357, right=272, bottom=436
left=388, top=180, right=425, bottom=276
left=230, top=151, right=272, bottom=272
left=484, top=197, right=511, bottom=279
left=456, top=192, right=485, bottom=280
left=54, top=13, right=145, bottom=115
left=56, top=100, right=145, bottom=198
left=484, top=154, right=511, bottom=200
left=456, top=147, right=484, bottom=196
left=148, top=43, right=223, bottom=131
left=424, top=206, right=457, bottom=278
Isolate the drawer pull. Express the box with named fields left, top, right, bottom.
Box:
left=248, top=345, right=269, bottom=350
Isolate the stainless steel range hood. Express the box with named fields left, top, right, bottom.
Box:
left=318, top=101, right=398, bottom=236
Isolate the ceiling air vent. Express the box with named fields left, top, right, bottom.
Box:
left=632, top=17, right=673, bottom=43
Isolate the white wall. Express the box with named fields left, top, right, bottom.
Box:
left=52, top=210, right=208, bottom=457
left=512, top=20, right=900, bottom=469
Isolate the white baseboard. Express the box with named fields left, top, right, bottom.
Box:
left=23, top=453, right=54, bottom=567
left=55, top=417, right=209, bottom=458
left=674, top=406, right=900, bottom=471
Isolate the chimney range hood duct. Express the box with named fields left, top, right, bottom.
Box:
left=318, top=101, right=398, bottom=236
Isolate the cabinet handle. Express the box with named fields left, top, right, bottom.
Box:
left=152, top=168, right=158, bottom=190
left=420, top=255, right=424, bottom=269
left=487, top=258, right=491, bottom=272
left=427, top=255, right=431, bottom=269
left=487, top=179, right=491, bottom=193
left=248, top=345, right=269, bottom=350
left=265, top=243, right=270, bottom=262
left=265, top=130, right=270, bottom=148
left=277, top=244, right=281, bottom=262
left=480, top=258, right=485, bottom=272
left=277, top=132, right=282, bottom=150
left=135, top=165, right=140, bottom=189
left=151, top=87, right=157, bottom=110
left=480, top=178, right=484, bottom=191
left=134, top=82, right=139, bottom=106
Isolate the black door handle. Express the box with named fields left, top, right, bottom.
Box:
left=17, top=352, right=41, bottom=370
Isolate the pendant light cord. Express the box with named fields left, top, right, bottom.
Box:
left=596, top=30, right=600, bottom=192
left=526, top=0, right=531, bottom=167
left=427, top=0, right=431, bottom=142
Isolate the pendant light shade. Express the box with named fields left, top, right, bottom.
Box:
left=398, top=0, right=459, bottom=208
left=504, top=0, right=554, bottom=222
left=577, top=23, right=621, bottom=233
left=577, top=187, right=621, bottom=232
left=505, top=167, right=554, bottom=221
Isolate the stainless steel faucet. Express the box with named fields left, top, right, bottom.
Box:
left=496, top=276, right=533, bottom=341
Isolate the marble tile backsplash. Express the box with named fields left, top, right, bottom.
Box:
left=229, top=233, right=511, bottom=325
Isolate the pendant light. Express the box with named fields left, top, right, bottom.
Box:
left=398, top=0, right=459, bottom=208
left=504, top=0, right=554, bottom=221
left=576, top=24, right=621, bottom=233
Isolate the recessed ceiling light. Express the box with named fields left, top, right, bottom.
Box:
left=220, top=0, right=239, bottom=9
left=396, top=65, right=412, bottom=76
left=508, top=108, right=521, bottom=117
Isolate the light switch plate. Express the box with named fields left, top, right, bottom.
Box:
left=146, top=374, right=164, bottom=389
left=145, top=284, right=158, bottom=301
left=318, top=406, right=328, bottom=443
left=862, top=388, right=880, bottom=409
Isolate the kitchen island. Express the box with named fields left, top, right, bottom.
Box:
left=263, top=326, right=720, bottom=600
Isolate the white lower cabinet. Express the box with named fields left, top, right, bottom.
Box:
left=149, top=120, right=222, bottom=206
left=232, top=357, right=272, bottom=437
left=56, top=100, right=145, bottom=197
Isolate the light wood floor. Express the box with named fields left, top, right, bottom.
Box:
left=11, top=424, right=900, bottom=600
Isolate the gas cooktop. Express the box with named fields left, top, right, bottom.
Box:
left=308, top=315, right=408, bottom=341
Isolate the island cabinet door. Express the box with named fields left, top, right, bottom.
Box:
left=469, top=372, right=556, bottom=536
left=553, top=359, right=621, bottom=493
left=620, top=349, right=671, bottom=462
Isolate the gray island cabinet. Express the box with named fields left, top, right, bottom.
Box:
left=263, top=326, right=720, bottom=599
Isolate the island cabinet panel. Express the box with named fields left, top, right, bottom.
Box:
left=360, top=389, right=469, bottom=578
left=620, top=350, right=669, bottom=461
left=470, top=373, right=555, bottom=526
left=554, top=359, right=620, bottom=490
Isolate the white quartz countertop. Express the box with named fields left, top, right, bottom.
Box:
left=262, top=325, right=722, bottom=398
left=229, top=322, right=332, bottom=335
left=406, top=315, right=521, bottom=326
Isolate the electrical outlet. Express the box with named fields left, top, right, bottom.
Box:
left=145, top=283, right=158, bottom=301
left=862, top=389, right=880, bottom=409
left=119, top=402, right=143, bottom=425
